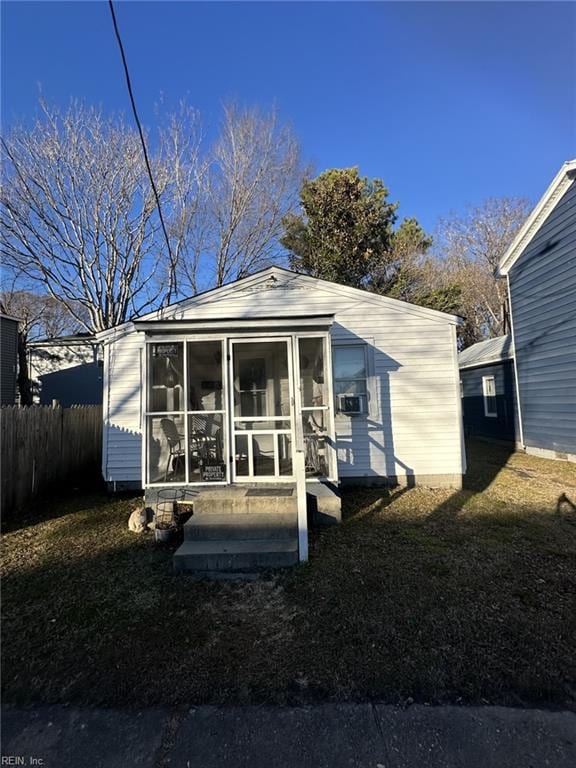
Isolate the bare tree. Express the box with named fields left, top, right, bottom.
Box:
left=1, top=99, right=201, bottom=332
left=160, top=103, right=207, bottom=298
left=2, top=99, right=304, bottom=330
left=433, top=197, right=531, bottom=346
left=178, top=103, right=307, bottom=292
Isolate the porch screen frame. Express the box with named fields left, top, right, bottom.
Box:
left=229, top=336, right=297, bottom=483
left=143, top=335, right=229, bottom=488
left=293, top=333, right=338, bottom=483
left=142, top=329, right=337, bottom=487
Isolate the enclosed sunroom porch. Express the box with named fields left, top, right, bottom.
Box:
left=140, top=318, right=341, bottom=489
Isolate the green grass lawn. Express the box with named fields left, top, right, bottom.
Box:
left=2, top=440, right=576, bottom=709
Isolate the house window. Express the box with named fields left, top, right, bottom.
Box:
left=333, top=345, right=367, bottom=413
left=482, top=375, right=497, bottom=417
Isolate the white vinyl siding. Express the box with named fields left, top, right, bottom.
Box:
left=102, top=331, right=144, bottom=484
left=102, top=271, right=465, bottom=486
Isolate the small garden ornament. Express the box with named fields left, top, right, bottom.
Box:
left=128, top=506, right=150, bottom=533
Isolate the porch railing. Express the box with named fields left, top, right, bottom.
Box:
left=294, top=410, right=308, bottom=562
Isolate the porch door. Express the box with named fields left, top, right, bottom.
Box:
left=230, top=338, right=295, bottom=481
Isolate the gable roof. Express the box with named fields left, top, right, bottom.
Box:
left=498, top=160, right=576, bottom=276
left=96, top=266, right=462, bottom=342
left=458, top=334, right=514, bottom=370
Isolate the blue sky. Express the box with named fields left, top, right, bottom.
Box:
left=2, top=1, right=575, bottom=231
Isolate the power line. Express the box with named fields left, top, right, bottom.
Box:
left=107, top=0, right=176, bottom=302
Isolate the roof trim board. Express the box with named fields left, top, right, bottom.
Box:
left=0, top=313, right=20, bottom=324
left=459, top=355, right=514, bottom=371
left=133, top=315, right=335, bottom=332
left=498, top=160, right=576, bottom=276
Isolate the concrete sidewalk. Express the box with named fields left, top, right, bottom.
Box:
left=2, top=703, right=575, bottom=768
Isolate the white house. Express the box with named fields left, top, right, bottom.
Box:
left=98, top=266, right=465, bottom=492
left=97, top=267, right=465, bottom=571
left=28, top=333, right=103, bottom=406
left=497, top=160, right=576, bottom=462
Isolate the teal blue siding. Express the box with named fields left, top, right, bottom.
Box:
left=460, top=361, right=518, bottom=442
left=0, top=316, right=18, bottom=405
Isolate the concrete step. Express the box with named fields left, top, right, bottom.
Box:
left=307, top=484, right=342, bottom=526
left=193, top=488, right=297, bottom=517
left=184, top=513, right=297, bottom=541
left=173, top=539, right=299, bottom=572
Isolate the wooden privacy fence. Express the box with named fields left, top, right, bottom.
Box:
left=1, top=404, right=102, bottom=514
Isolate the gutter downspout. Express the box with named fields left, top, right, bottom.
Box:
left=450, top=324, right=467, bottom=477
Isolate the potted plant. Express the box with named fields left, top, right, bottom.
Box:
left=154, top=520, right=177, bottom=544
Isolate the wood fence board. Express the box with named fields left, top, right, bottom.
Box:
left=1, top=405, right=102, bottom=515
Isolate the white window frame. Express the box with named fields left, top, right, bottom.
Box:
left=332, top=343, right=369, bottom=416
left=482, top=374, right=497, bottom=418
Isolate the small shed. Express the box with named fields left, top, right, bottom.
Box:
left=459, top=335, right=519, bottom=444
left=0, top=313, right=19, bottom=405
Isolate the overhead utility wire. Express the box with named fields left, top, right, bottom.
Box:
left=108, top=0, right=176, bottom=303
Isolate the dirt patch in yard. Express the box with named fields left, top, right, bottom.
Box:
left=2, top=440, right=575, bottom=709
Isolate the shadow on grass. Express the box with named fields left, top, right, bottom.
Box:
left=1, top=467, right=140, bottom=535
left=338, top=439, right=516, bottom=529
left=5, top=487, right=573, bottom=709
left=2, top=438, right=576, bottom=709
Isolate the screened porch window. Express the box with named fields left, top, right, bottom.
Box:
left=146, top=340, right=227, bottom=485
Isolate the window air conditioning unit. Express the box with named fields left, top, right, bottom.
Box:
left=338, top=394, right=365, bottom=415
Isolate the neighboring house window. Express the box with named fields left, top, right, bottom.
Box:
left=482, top=375, right=497, bottom=417
left=333, top=345, right=368, bottom=413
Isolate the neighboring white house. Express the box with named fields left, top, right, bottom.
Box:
left=97, top=266, right=466, bottom=494
left=497, top=160, right=576, bottom=462
left=28, top=333, right=103, bottom=406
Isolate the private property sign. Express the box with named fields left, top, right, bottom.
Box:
left=200, top=463, right=226, bottom=482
